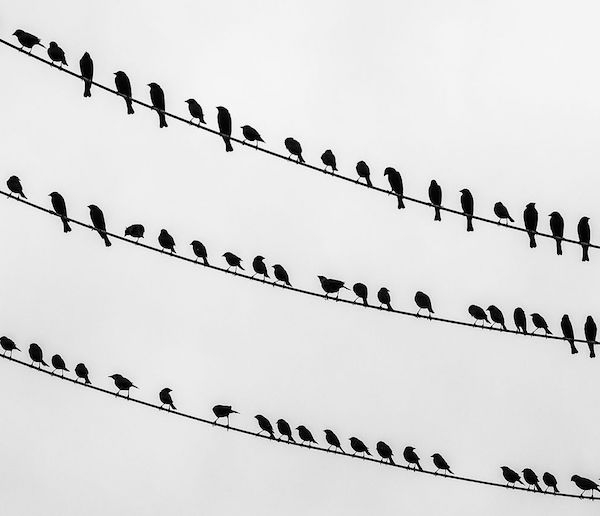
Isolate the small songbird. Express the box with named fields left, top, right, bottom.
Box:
left=29, top=343, right=47, bottom=368
left=501, top=466, right=523, bottom=487
left=494, top=202, right=514, bottom=224
left=352, top=282, right=369, bottom=306
left=124, top=224, right=145, bottom=242
left=241, top=125, right=264, bottom=147
left=0, top=336, right=20, bottom=357
left=584, top=315, right=597, bottom=358
left=415, top=291, right=434, bottom=316
left=190, top=240, right=209, bottom=265
left=468, top=305, right=489, bottom=326
left=252, top=256, right=269, bottom=280
left=356, top=161, right=372, bottom=187
left=514, top=307, right=527, bottom=334
left=114, top=71, right=134, bottom=114
left=561, top=314, right=578, bottom=354
left=549, top=212, right=565, bottom=256
left=487, top=305, right=507, bottom=330
left=432, top=453, right=453, bottom=475
left=148, top=83, right=167, bottom=128
left=522, top=468, right=542, bottom=492
left=276, top=419, right=296, bottom=442
left=13, top=29, right=44, bottom=52
left=217, top=106, right=233, bottom=152
left=7, top=175, right=26, bottom=198
left=109, top=374, right=138, bottom=398
left=384, top=167, right=404, bottom=209
left=159, top=388, right=176, bottom=411
left=255, top=415, right=275, bottom=438
left=376, top=441, right=395, bottom=464
left=403, top=446, right=422, bottom=470
left=79, top=52, right=94, bottom=97
left=185, top=99, right=205, bottom=124
left=428, top=180, right=442, bottom=221
left=47, top=41, right=67, bottom=67
left=321, top=150, right=337, bottom=173
left=49, top=192, right=71, bottom=233
left=296, top=425, right=318, bottom=446
left=88, top=205, right=111, bottom=246
left=158, top=229, right=176, bottom=253
left=272, top=264, right=291, bottom=286
left=74, top=363, right=91, bottom=384
left=324, top=429, right=344, bottom=452
left=578, top=217, right=591, bottom=262
left=223, top=252, right=244, bottom=272
left=571, top=475, right=600, bottom=498
left=317, top=276, right=350, bottom=299
left=285, top=137, right=304, bottom=163
left=51, top=354, right=69, bottom=376
left=377, top=287, right=392, bottom=310
left=531, top=313, right=552, bottom=335
left=349, top=437, right=371, bottom=457
left=460, top=189, right=474, bottom=231
left=212, top=405, right=238, bottom=426
left=524, top=203, right=538, bottom=248
left=542, top=472, right=559, bottom=493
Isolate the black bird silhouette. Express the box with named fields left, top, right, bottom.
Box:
left=513, top=307, right=527, bottom=334
left=584, top=315, right=597, bottom=358
left=578, top=216, right=591, bottom=262
left=432, top=453, right=453, bottom=474
left=460, top=189, right=474, bottom=231
left=376, top=441, right=395, bottom=464
left=0, top=336, right=20, bottom=357
left=318, top=276, right=350, bottom=299
left=276, top=419, right=296, bottom=442
left=255, top=415, right=275, bottom=438
left=252, top=256, right=269, bottom=280
left=74, top=363, right=91, bottom=384
left=352, top=282, right=368, bottom=306
left=79, top=52, right=93, bottom=97
left=51, top=354, right=68, bottom=376
left=415, top=291, right=434, bottom=316
left=109, top=374, right=137, bottom=398
left=324, top=429, right=344, bottom=452
left=356, top=161, right=372, bottom=187
left=212, top=405, right=238, bottom=426
left=404, top=447, right=423, bottom=470
left=501, top=466, right=523, bottom=487
left=549, top=211, right=564, bottom=256
left=88, top=205, right=111, bottom=247
left=349, top=437, right=371, bottom=457
left=297, top=425, right=318, bottom=446
left=114, top=71, right=134, bottom=114
left=28, top=343, right=47, bottom=368
left=384, top=167, right=404, bottom=209
left=49, top=192, right=71, bottom=233
left=217, top=106, right=233, bottom=152
left=190, top=240, right=209, bottom=265
left=468, top=305, right=489, bottom=326
left=47, top=42, right=67, bottom=67
left=561, top=314, right=578, bottom=354
left=321, top=150, right=337, bottom=173
left=531, top=313, right=551, bottom=335
left=522, top=468, right=542, bottom=492
left=7, top=175, right=26, bottom=198
left=272, top=264, right=291, bottom=286
left=13, top=30, right=44, bottom=52
left=158, top=229, right=176, bottom=253
left=185, top=99, right=205, bottom=124
left=285, top=137, right=304, bottom=163
left=494, top=202, right=514, bottom=224
left=159, top=388, right=176, bottom=411
left=124, top=224, right=145, bottom=242
left=428, top=180, right=442, bottom=221
left=377, top=287, right=392, bottom=310
left=543, top=472, right=559, bottom=493
left=571, top=475, right=600, bottom=498
left=487, top=305, right=507, bottom=330
left=148, top=83, right=167, bottom=128
left=223, top=252, right=244, bottom=272
left=241, top=125, right=264, bottom=147
left=524, top=203, right=538, bottom=248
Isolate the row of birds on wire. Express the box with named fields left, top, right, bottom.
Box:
left=3, top=175, right=599, bottom=357
left=7, top=29, right=595, bottom=262
left=1, top=335, right=599, bottom=499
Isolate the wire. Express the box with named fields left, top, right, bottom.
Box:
left=1, top=189, right=596, bottom=349
left=0, top=37, right=598, bottom=255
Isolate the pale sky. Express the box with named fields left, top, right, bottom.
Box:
left=1, top=1, right=599, bottom=514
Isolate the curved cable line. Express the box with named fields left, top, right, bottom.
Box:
left=0, top=352, right=593, bottom=501
left=0, top=37, right=597, bottom=254
left=1, top=190, right=595, bottom=348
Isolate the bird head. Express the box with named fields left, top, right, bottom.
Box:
left=406, top=446, right=415, bottom=451
left=255, top=255, right=264, bottom=261
left=49, top=41, right=57, bottom=47
left=383, top=167, right=394, bottom=176
left=460, top=189, right=468, bottom=194
left=317, top=275, right=326, bottom=282
left=109, top=374, right=121, bottom=380
left=160, top=229, right=167, bottom=234
left=254, top=415, right=262, bottom=420
left=295, top=426, right=302, bottom=430
left=147, top=82, right=158, bottom=88
left=87, top=204, right=98, bottom=210
left=571, top=475, right=579, bottom=481
left=185, top=99, right=194, bottom=104
left=526, top=202, right=536, bottom=208
left=49, top=192, right=58, bottom=197
left=581, top=216, right=590, bottom=221
left=273, top=264, right=281, bottom=269
left=216, top=106, right=227, bottom=112
left=163, top=388, right=172, bottom=393
left=13, top=30, right=21, bottom=36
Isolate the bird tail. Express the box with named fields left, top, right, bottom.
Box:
left=588, top=343, right=595, bottom=358
left=239, top=264, right=245, bottom=271
left=125, top=98, right=135, bottom=115
left=508, top=216, right=515, bottom=223
left=466, top=217, right=473, bottom=232
left=298, top=154, right=305, bottom=164
left=62, top=217, right=72, bottom=233
left=389, top=457, right=395, bottom=465
left=342, top=285, right=351, bottom=291
left=231, top=410, right=239, bottom=414
left=535, top=483, right=542, bottom=492
left=582, top=245, right=589, bottom=262
left=553, top=486, right=559, bottom=493
left=362, top=298, right=368, bottom=306
left=101, top=233, right=112, bottom=247
left=225, top=138, right=233, bottom=152
left=397, top=196, right=405, bottom=209
left=366, top=176, right=373, bottom=187
left=416, top=462, right=423, bottom=471
left=448, top=468, right=454, bottom=474
left=528, top=232, right=537, bottom=248
left=556, top=239, right=562, bottom=255
left=203, top=257, right=209, bottom=266
left=84, top=376, right=91, bottom=385
left=83, top=80, right=92, bottom=98
left=159, top=111, right=168, bottom=128
left=41, top=360, right=48, bottom=366
left=434, top=207, right=441, bottom=221
left=569, top=339, right=578, bottom=354
left=170, top=403, right=177, bottom=411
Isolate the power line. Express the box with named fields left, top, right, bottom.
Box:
left=0, top=37, right=597, bottom=256
left=1, top=189, right=596, bottom=349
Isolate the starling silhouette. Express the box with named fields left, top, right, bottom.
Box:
left=28, top=343, right=47, bottom=368
left=124, top=224, right=145, bottom=242
left=561, top=314, right=577, bottom=354
left=356, top=161, right=372, bottom=187
left=376, top=441, right=395, bottom=464
left=514, top=307, right=527, bottom=334
left=49, top=192, right=71, bottom=232
left=252, top=256, right=269, bottom=281
left=321, top=150, right=337, bottom=173
left=7, top=175, right=26, bottom=198
left=468, top=304, right=489, bottom=326
left=578, top=216, right=591, bottom=262
left=403, top=446, right=422, bottom=470
left=494, top=202, right=514, bottom=224
left=352, top=282, right=368, bottom=306
left=109, top=374, right=138, bottom=397
left=158, top=229, right=176, bottom=253
left=255, top=415, right=275, bottom=438
left=74, top=363, right=91, bottom=384
left=159, top=388, right=176, bottom=411
left=185, top=99, right=205, bottom=124
left=318, top=276, right=350, bottom=299
left=212, top=405, right=238, bottom=426
left=501, top=466, right=523, bottom=487
left=276, top=419, right=296, bottom=442
left=487, top=305, right=507, bottom=330
left=324, top=429, right=344, bottom=452
left=190, top=240, right=209, bottom=265
left=428, top=180, right=442, bottom=221
left=79, top=52, right=93, bottom=97
left=217, top=106, right=233, bottom=152
left=272, top=264, right=291, bottom=286
left=432, top=453, right=453, bottom=474
left=241, top=125, right=264, bottom=147
left=51, top=354, right=68, bottom=376
left=285, top=137, right=304, bottom=163
left=584, top=315, right=597, bottom=358
left=524, top=203, right=538, bottom=248
left=13, top=29, right=44, bottom=52
left=296, top=425, right=318, bottom=446
left=543, top=472, right=559, bottom=493
left=549, top=211, right=564, bottom=256
left=47, top=42, right=67, bottom=67
left=460, top=189, right=474, bottom=231
left=148, top=83, right=167, bottom=128
left=384, top=167, right=404, bottom=209
left=114, top=71, right=134, bottom=114
left=522, top=468, right=542, bottom=492
left=531, top=313, right=551, bottom=335
left=223, top=252, right=244, bottom=272
left=415, top=291, right=434, bottom=316
left=571, top=475, right=600, bottom=498
left=0, top=336, right=20, bottom=357
left=377, top=287, right=392, bottom=310
left=349, top=437, right=371, bottom=457
left=88, top=205, right=111, bottom=246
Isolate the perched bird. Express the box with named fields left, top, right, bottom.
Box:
left=217, top=106, right=233, bottom=152
left=377, top=287, right=392, bottom=310
left=543, top=472, right=559, bottom=493
left=158, top=229, right=176, bottom=253
left=51, top=354, right=68, bottom=376
left=285, top=137, right=304, bottom=163
left=549, top=211, right=564, bottom=256
left=324, top=429, right=344, bottom=452
left=524, top=203, right=538, bottom=248
left=494, top=202, right=514, bottom=224
left=522, top=468, right=542, bottom=492
left=0, top=336, right=20, bottom=357
left=241, top=125, right=264, bottom=147
left=252, top=256, right=269, bottom=280
left=352, top=282, right=369, bottom=306
left=318, top=276, right=350, bottom=299
left=384, top=167, right=404, bottom=209
left=109, top=374, right=138, bottom=398
left=376, top=441, right=395, bottom=464
left=74, top=363, right=91, bottom=384
left=148, top=83, right=167, bottom=128
left=276, top=419, right=296, bottom=443
left=124, top=224, right=145, bottom=242
left=584, top=315, right=597, bottom=358
left=571, top=475, right=600, bottom=498
left=531, top=313, right=552, bottom=335
left=49, top=192, right=71, bottom=233
left=432, top=453, right=453, bottom=474
left=13, top=29, right=44, bottom=52
left=487, top=305, right=507, bottom=330
left=349, top=437, right=371, bottom=456
left=28, top=343, right=47, bottom=368
left=212, top=405, right=238, bottom=426
left=47, top=41, right=67, bottom=67
left=190, top=240, right=209, bottom=265
left=501, top=466, right=523, bottom=487
left=272, top=264, right=291, bottom=286
left=88, top=205, right=111, bottom=247
left=321, top=150, right=337, bottom=173
left=428, top=180, right=442, bottom=221
left=185, top=99, right=205, bottom=124
left=255, top=415, right=275, bottom=438
left=403, top=447, right=423, bottom=470
left=159, top=388, right=176, bottom=411
left=7, top=175, right=26, bottom=198
left=296, top=425, right=318, bottom=446
left=223, top=252, right=244, bottom=272
left=114, top=71, right=134, bottom=114
left=356, top=161, right=372, bottom=187
left=578, top=217, right=591, bottom=262
left=415, top=291, right=434, bottom=316
left=468, top=305, right=489, bottom=326
left=514, top=307, right=527, bottom=334
left=79, top=52, right=93, bottom=97
left=460, top=189, right=474, bottom=231
left=561, top=314, right=578, bottom=354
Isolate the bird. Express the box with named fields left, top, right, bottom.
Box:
left=51, top=354, right=68, bottom=376
left=217, top=106, right=233, bottom=152
left=542, top=472, right=559, bottom=493
left=159, top=388, right=176, bottom=411
left=432, top=453, right=453, bottom=474
left=377, top=287, right=392, bottom=310
left=255, top=415, right=275, bottom=438
left=88, top=205, right=111, bottom=247
left=79, top=52, right=93, bottom=97
left=524, top=203, right=538, bottom=248
left=384, top=167, right=404, bottom=209
left=349, top=437, right=371, bottom=456
left=584, top=315, right=597, bottom=358
left=494, top=202, right=514, bottom=224
left=356, top=161, right=372, bottom=187
left=531, top=313, right=552, bottom=335
left=513, top=307, right=527, bottom=334
left=549, top=211, right=564, bottom=255
left=28, top=343, right=47, bottom=368
left=324, top=429, right=344, bottom=452
left=7, top=175, right=26, bottom=198
left=460, top=189, right=474, bottom=231
left=352, top=282, right=369, bottom=306
left=272, top=264, right=291, bottom=286
left=561, top=314, right=578, bottom=354
left=487, top=305, right=507, bottom=330
left=296, top=425, right=318, bottom=446
left=415, top=291, right=434, bottom=316
left=190, top=240, right=209, bottom=265
left=468, top=305, right=489, bottom=326
left=428, top=180, right=442, bottom=221
left=212, top=405, right=238, bottom=426
left=185, top=99, right=205, bottom=124
left=148, top=83, right=167, bottom=128
left=285, top=137, right=304, bottom=163
left=0, top=336, right=20, bottom=357
left=13, top=29, right=44, bottom=52
left=47, top=41, right=67, bottom=67
left=241, top=125, right=264, bottom=147
left=252, top=256, right=269, bottom=281
left=109, top=374, right=138, bottom=398
left=158, top=229, right=176, bottom=253
left=276, top=419, right=296, bottom=442
left=49, top=192, right=71, bottom=233
left=318, top=276, right=350, bottom=299
left=578, top=216, right=591, bottom=262
left=114, top=71, right=134, bottom=114
left=403, top=447, right=423, bottom=470
left=74, top=363, right=91, bottom=384
left=321, top=150, right=337, bottom=173
left=124, top=224, right=145, bottom=242
left=522, top=468, right=542, bottom=492
left=501, top=466, right=523, bottom=487
left=376, top=441, right=395, bottom=464
left=571, top=475, right=600, bottom=498
left=223, top=252, right=244, bottom=272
